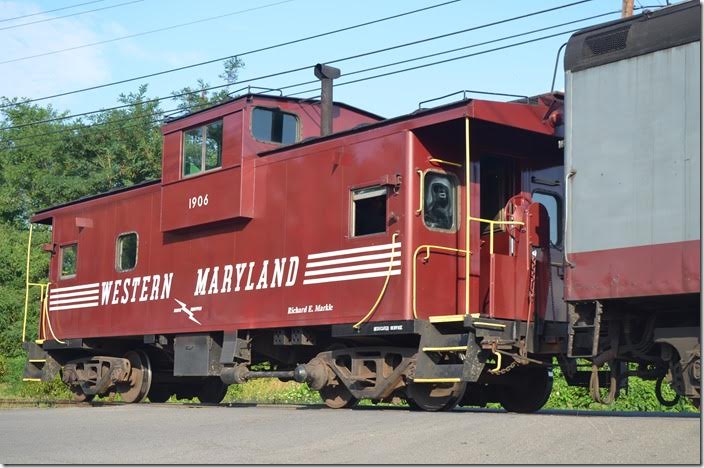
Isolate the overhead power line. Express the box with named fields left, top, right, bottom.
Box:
left=1, top=9, right=619, bottom=149
left=287, top=26, right=593, bottom=98
left=0, top=0, right=108, bottom=23
left=0, top=0, right=296, bottom=66
left=0, top=0, right=593, bottom=129
left=0, top=0, right=474, bottom=110
left=0, top=0, right=144, bottom=32
left=0, top=26, right=586, bottom=152
left=279, top=9, right=620, bottom=95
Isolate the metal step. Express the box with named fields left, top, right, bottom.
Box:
left=22, top=341, right=59, bottom=382
left=413, top=363, right=465, bottom=382
left=422, top=346, right=468, bottom=352
left=414, top=319, right=470, bottom=381
left=567, top=301, right=603, bottom=358
left=428, top=315, right=466, bottom=323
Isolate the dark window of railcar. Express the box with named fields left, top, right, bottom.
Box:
left=351, top=186, right=387, bottom=237
left=532, top=191, right=561, bottom=246
left=423, top=171, right=458, bottom=231
left=182, top=120, right=222, bottom=177
left=60, top=244, right=78, bottom=279
left=252, top=107, right=299, bottom=145
left=116, top=232, right=138, bottom=272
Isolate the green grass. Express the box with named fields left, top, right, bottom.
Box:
left=0, top=353, right=697, bottom=412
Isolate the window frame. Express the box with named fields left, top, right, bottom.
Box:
left=531, top=189, right=563, bottom=248
left=59, top=243, right=78, bottom=280
left=115, top=231, right=139, bottom=273
left=250, top=106, right=300, bottom=146
left=350, top=185, right=388, bottom=238
left=422, top=170, right=460, bottom=233
left=181, top=119, right=223, bottom=179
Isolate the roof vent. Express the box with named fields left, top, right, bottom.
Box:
left=585, top=25, right=631, bottom=56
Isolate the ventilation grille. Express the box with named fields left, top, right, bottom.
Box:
left=585, top=25, right=631, bottom=56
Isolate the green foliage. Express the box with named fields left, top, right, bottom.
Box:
left=0, top=355, right=70, bottom=400
left=546, top=363, right=696, bottom=413
left=0, top=60, right=244, bottom=356
left=171, top=57, right=244, bottom=114
left=0, top=354, right=7, bottom=380
left=0, top=222, right=50, bottom=357
left=223, top=379, right=321, bottom=405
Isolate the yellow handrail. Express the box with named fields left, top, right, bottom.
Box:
left=428, top=158, right=462, bottom=168
left=467, top=217, right=525, bottom=255
left=22, top=223, right=56, bottom=344
left=43, top=284, right=65, bottom=344
left=412, top=244, right=467, bottom=319
left=415, top=170, right=425, bottom=215
left=413, top=119, right=528, bottom=323
left=22, top=223, right=34, bottom=342
left=412, top=119, right=473, bottom=320
left=464, top=118, right=471, bottom=317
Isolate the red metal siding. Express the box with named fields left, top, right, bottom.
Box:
left=39, top=96, right=561, bottom=340
left=565, top=240, right=700, bottom=300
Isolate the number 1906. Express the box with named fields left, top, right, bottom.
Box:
left=188, top=194, right=209, bottom=209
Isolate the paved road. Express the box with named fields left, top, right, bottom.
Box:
left=0, top=403, right=699, bottom=464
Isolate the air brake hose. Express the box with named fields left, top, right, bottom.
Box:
left=589, top=363, right=617, bottom=405
left=352, top=232, right=399, bottom=330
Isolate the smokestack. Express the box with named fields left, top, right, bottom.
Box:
left=314, top=64, right=341, bottom=136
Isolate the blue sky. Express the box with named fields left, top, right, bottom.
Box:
left=1, top=0, right=671, bottom=119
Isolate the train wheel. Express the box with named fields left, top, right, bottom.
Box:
left=405, top=381, right=465, bottom=412
left=70, top=384, right=95, bottom=403
left=498, top=366, right=552, bottom=413
left=117, top=350, right=152, bottom=403
left=147, top=384, right=173, bottom=403
left=319, top=376, right=358, bottom=409
left=197, top=377, right=228, bottom=405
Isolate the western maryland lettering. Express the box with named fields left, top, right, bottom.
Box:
left=194, top=256, right=299, bottom=296
left=92, top=256, right=299, bottom=308
left=100, top=274, right=174, bottom=305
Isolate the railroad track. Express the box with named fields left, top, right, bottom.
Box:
left=0, top=398, right=318, bottom=409
left=0, top=398, right=124, bottom=407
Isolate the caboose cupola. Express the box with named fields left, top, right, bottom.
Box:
left=158, top=94, right=380, bottom=232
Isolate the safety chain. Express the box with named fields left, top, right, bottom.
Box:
left=519, top=250, right=539, bottom=358
left=489, top=359, right=519, bottom=375
left=528, top=250, right=537, bottom=309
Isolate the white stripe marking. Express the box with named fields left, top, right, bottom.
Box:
left=306, top=251, right=401, bottom=269
left=49, top=289, right=100, bottom=299
left=303, top=269, right=401, bottom=285
left=50, top=283, right=100, bottom=293
left=304, top=261, right=401, bottom=277
left=307, top=242, right=401, bottom=260
left=49, top=302, right=99, bottom=311
left=49, top=296, right=99, bottom=306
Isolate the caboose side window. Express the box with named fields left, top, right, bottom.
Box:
left=182, top=120, right=223, bottom=177
left=116, top=232, right=138, bottom=272
left=423, top=171, right=458, bottom=231
left=252, top=107, right=299, bottom=145
left=351, top=186, right=387, bottom=237
left=532, top=191, right=561, bottom=246
left=60, top=244, right=78, bottom=279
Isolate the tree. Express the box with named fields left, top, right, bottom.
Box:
left=0, top=58, right=244, bottom=354
left=171, top=57, right=244, bottom=113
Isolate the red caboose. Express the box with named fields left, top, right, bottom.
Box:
left=23, top=79, right=566, bottom=411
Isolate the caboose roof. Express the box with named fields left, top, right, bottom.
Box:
left=163, top=93, right=384, bottom=126
left=259, top=93, right=561, bottom=157
left=31, top=92, right=560, bottom=223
